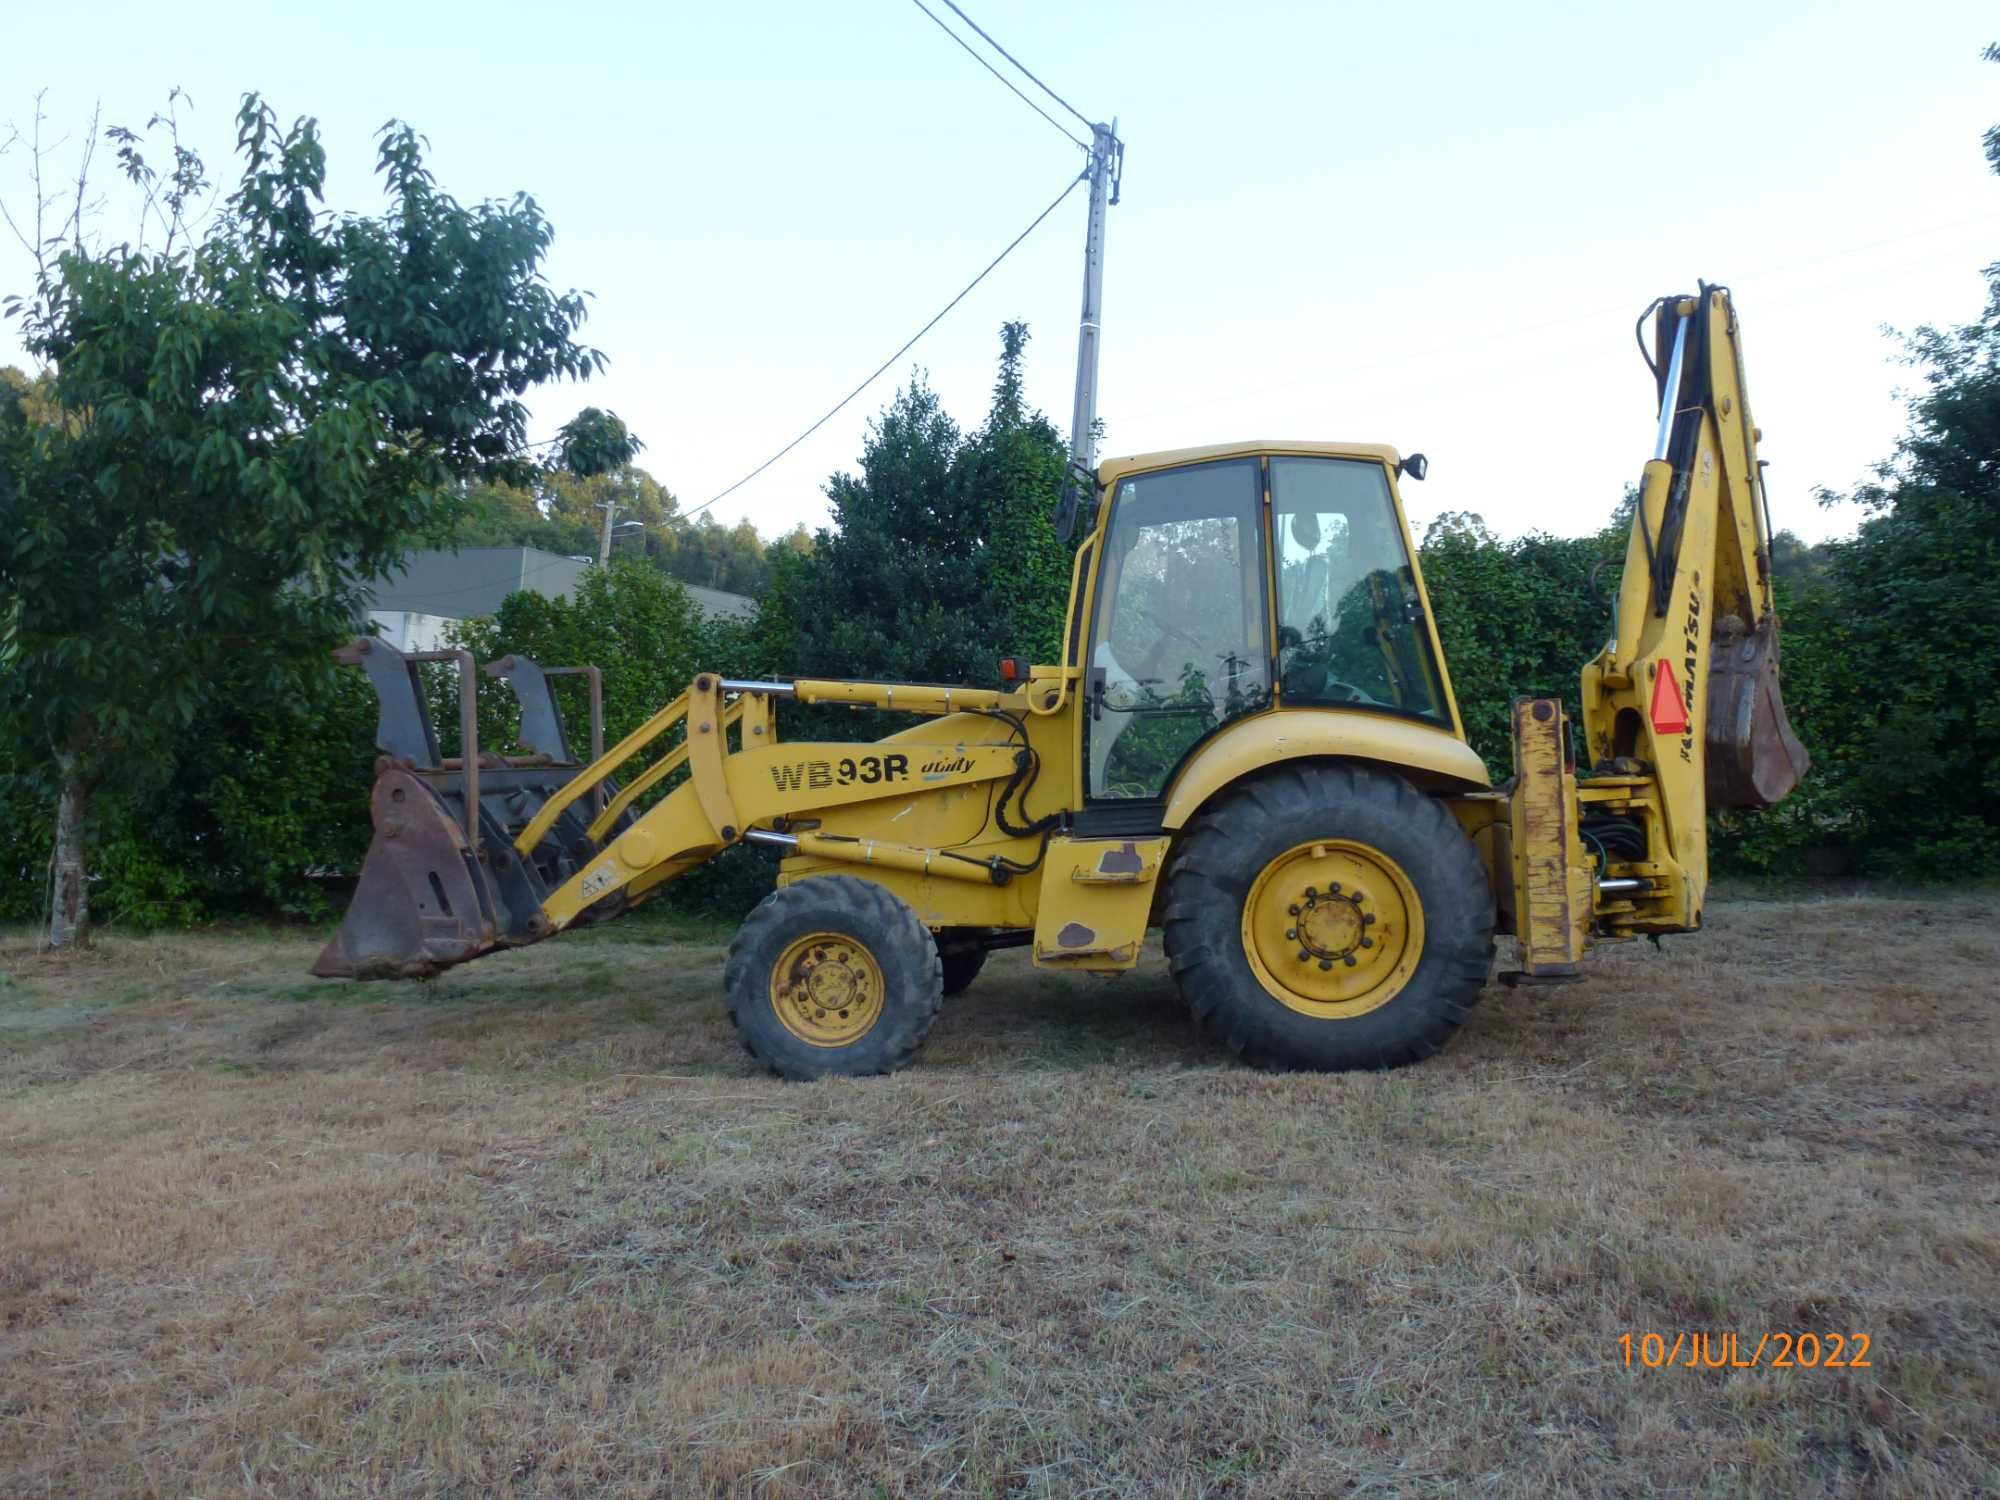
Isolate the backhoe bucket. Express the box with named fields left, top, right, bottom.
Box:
left=1705, top=617, right=1810, bottom=809
left=312, top=640, right=632, bottom=981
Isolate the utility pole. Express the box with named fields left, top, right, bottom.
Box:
left=1064, top=120, right=1121, bottom=526
left=595, top=498, right=618, bottom=567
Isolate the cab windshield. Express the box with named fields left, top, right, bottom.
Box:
left=1270, top=456, right=1449, bottom=725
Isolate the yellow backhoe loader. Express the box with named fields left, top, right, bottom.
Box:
left=315, top=285, right=1807, bottom=1076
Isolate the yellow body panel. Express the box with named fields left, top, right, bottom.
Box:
left=1098, top=438, right=1403, bottom=490
left=1031, top=837, right=1169, bottom=970
left=542, top=736, right=1024, bottom=929
left=1505, top=698, right=1591, bottom=975
left=1162, top=708, right=1490, bottom=829
left=774, top=856, right=1042, bottom=930
left=773, top=708, right=1072, bottom=928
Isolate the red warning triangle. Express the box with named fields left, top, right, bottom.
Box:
left=1650, top=659, right=1690, bottom=735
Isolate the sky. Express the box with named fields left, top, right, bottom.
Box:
left=3, top=0, right=1996, bottom=546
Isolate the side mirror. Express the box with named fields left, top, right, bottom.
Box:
left=1053, top=462, right=1097, bottom=542
left=1398, top=452, right=1429, bottom=482
left=1054, top=481, right=1079, bottom=543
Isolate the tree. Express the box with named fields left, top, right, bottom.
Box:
left=764, top=322, right=1073, bottom=688
left=1775, top=266, right=2000, bottom=867
left=0, top=94, right=606, bottom=946
left=1709, top=42, right=2000, bottom=876
left=657, top=512, right=771, bottom=595
left=547, top=465, right=675, bottom=559
left=1421, top=511, right=1495, bottom=548
left=771, top=521, right=815, bottom=559
left=955, top=321, right=1074, bottom=664
left=552, top=407, right=649, bottom=564
left=450, top=474, right=597, bottom=556
left=1418, top=524, right=1618, bottom=772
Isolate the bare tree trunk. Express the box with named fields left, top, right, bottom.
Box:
left=47, top=753, right=90, bottom=950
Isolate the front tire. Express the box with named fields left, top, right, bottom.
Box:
left=726, top=877, right=943, bottom=1079
left=1162, top=763, right=1493, bottom=1070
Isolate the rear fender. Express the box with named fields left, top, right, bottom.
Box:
left=1161, top=709, right=1491, bottom=830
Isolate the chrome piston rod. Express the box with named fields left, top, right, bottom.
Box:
left=718, top=678, right=796, bottom=698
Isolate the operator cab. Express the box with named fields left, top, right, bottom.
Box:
left=1082, top=443, right=1455, bottom=802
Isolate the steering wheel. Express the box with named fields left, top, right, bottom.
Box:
left=1278, top=625, right=1377, bottom=705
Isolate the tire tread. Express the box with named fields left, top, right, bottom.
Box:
left=1162, top=762, right=1494, bottom=1071
left=724, top=876, right=942, bottom=1079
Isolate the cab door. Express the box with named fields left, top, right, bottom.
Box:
left=1082, top=458, right=1272, bottom=803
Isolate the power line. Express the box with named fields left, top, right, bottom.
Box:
left=681, top=168, right=1088, bottom=522
left=937, top=0, right=1096, bottom=133
left=908, top=0, right=1087, bottom=151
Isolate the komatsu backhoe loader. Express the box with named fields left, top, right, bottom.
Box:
left=315, top=285, right=1807, bottom=1076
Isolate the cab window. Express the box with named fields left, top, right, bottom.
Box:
left=1086, top=459, right=1270, bottom=800
left=1270, top=457, right=1448, bottom=724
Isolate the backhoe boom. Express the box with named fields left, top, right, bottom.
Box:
left=1573, top=284, right=1808, bottom=938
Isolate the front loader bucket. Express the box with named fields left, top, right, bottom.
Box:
left=1705, top=617, right=1810, bottom=809
left=314, top=766, right=501, bottom=979
left=314, top=640, right=636, bottom=982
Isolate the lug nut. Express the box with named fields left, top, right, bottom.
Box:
left=1330, top=882, right=1341, bottom=893
left=1287, top=904, right=1300, bottom=916
left=1285, top=928, right=1297, bottom=940
left=1304, top=886, right=1316, bottom=898
left=1298, top=948, right=1311, bottom=962
left=1343, top=955, right=1357, bottom=967
left=1361, top=937, right=1374, bottom=949
left=1351, top=890, right=1365, bottom=902
left=1363, top=914, right=1376, bottom=926
left=1318, top=959, right=1332, bottom=972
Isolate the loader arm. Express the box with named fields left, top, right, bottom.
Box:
left=314, top=658, right=1064, bottom=980
left=1508, top=285, right=1806, bottom=971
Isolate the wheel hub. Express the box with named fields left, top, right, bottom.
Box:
left=770, top=933, right=884, bottom=1047
left=1291, top=885, right=1375, bottom=965
left=1241, top=840, right=1424, bottom=1016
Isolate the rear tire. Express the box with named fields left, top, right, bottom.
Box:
left=726, top=877, right=942, bottom=1080
left=937, top=935, right=989, bottom=997
left=1162, top=762, right=1493, bottom=1070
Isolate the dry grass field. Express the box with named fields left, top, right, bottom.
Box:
left=2, top=891, right=1996, bottom=1498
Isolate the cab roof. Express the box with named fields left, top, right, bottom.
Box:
left=1097, top=440, right=1403, bottom=489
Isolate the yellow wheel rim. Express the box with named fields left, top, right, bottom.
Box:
left=770, top=932, right=886, bottom=1047
left=1240, top=840, right=1425, bottom=1018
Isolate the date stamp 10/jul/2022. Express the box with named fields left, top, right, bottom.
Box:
left=1619, top=1332, right=1872, bottom=1371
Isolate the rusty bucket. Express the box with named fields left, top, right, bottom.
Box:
left=314, top=763, right=501, bottom=979
left=1705, top=617, right=1810, bottom=810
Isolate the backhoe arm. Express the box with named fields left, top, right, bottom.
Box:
left=1576, top=284, right=1808, bottom=933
